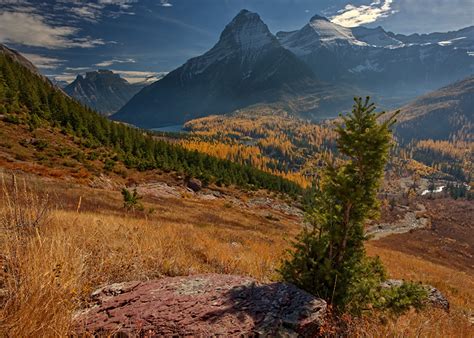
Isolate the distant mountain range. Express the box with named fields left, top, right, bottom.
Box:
left=277, top=15, right=474, bottom=106
left=396, top=76, right=473, bottom=142
left=113, top=10, right=356, bottom=128
left=64, top=70, right=146, bottom=116
left=113, top=10, right=473, bottom=128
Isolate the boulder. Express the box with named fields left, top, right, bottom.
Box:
left=74, top=274, right=326, bottom=336
left=186, top=178, right=202, bottom=192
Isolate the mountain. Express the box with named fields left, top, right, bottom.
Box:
left=396, top=76, right=474, bottom=141
left=389, top=26, right=474, bottom=49
left=50, top=78, right=69, bottom=89
left=351, top=26, right=403, bottom=47
left=277, top=16, right=474, bottom=108
left=113, top=10, right=352, bottom=128
left=64, top=70, right=145, bottom=116
left=276, top=15, right=367, bottom=54
left=0, top=44, right=43, bottom=77
left=0, top=44, right=57, bottom=89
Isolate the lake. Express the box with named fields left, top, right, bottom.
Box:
left=151, top=124, right=186, bottom=133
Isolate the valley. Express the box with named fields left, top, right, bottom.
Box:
left=0, top=3, right=473, bottom=337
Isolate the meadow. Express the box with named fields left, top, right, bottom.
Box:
left=0, top=173, right=472, bottom=336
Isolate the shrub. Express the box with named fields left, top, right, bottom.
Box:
left=121, top=187, right=143, bottom=211
left=377, top=282, right=428, bottom=315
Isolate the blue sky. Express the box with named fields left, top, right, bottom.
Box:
left=1, top=0, right=473, bottom=83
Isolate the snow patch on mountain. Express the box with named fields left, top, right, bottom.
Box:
left=277, top=14, right=366, bottom=56
left=349, top=60, right=382, bottom=73
left=351, top=26, right=403, bottom=48
left=438, top=36, right=467, bottom=46
left=309, top=16, right=366, bottom=46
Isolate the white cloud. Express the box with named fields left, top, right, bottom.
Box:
left=160, top=0, right=173, bottom=7
left=110, top=70, right=168, bottom=83
left=69, top=4, right=102, bottom=22
left=0, top=0, right=136, bottom=49
left=0, top=11, right=78, bottom=49
left=53, top=69, right=167, bottom=85
left=330, top=0, right=396, bottom=27
left=98, top=0, right=138, bottom=9
left=53, top=73, right=79, bottom=83
left=71, top=37, right=106, bottom=48
left=65, top=67, right=91, bottom=72
left=95, top=58, right=136, bottom=67
left=21, top=53, right=64, bottom=69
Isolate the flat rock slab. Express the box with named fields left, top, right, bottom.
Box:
left=74, top=274, right=326, bottom=336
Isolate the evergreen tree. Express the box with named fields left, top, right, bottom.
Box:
left=280, top=97, right=398, bottom=311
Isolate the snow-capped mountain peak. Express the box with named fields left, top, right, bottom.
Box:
left=309, top=16, right=366, bottom=46
left=184, top=9, right=279, bottom=75
left=221, top=9, right=278, bottom=52
left=277, top=14, right=366, bottom=56
left=351, top=26, right=403, bottom=48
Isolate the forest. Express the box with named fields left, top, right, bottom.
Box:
left=0, top=53, right=302, bottom=196
left=181, top=110, right=473, bottom=188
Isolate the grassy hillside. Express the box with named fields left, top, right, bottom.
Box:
left=0, top=49, right=301, bottom=196
left=1, top=173, right=472, bottom=336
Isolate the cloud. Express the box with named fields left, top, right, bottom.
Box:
left=52, top=73, right=79, bottom=83
left=0, top=0, right=136, bottom=49
left=0, top=11, right=79, bottom=49
left=21, top=53, right=64, bottom=69
left=69, top=4, right=103, bottom=22
left=110, top=69, right=168, bottom=83
left=95, top=58, right=136, bottom=67
left=98, top=0, right=138, bottom=9
left=330, top=0, right=397, bottom=27
left=53, top=69, right=168, bottom=85
left=160, top=0, right=173, bottom=7
left=65, top=67, right=92, bottom=72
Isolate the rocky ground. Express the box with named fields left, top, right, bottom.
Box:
left=373, top=198, right=474, bottom=274
left=367, top=203, right=430, bottom=239
left=74, top=274, right=327, bottom=336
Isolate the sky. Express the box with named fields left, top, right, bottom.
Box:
left=1, top=0, right=473, bottom=83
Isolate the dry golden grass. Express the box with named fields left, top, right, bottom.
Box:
left=0, top=210, right=290, bottom=336
left=362, top=244, right=474, bottom=337
left=0, top=174, right=472, bottom=336
left=0, top=174, right=295, bottom=335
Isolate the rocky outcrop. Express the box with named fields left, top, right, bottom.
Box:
left=74, top=274, right=327, bottom=336
left=186, top=177, right=202, bottom=192
left=367, top=203, right=430, bottom=239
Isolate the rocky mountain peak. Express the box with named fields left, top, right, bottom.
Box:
left=64, top=69, right=144, bottom=116
left=310, top=14, right=330, bottom=22
left=219, top=9, right=277, bottom=52
left=85, top=69, right=123, bottom=82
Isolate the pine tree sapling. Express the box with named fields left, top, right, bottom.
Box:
left=121, top=187, right=143, bottom=211
left=280, top=97, right=398, bottom=311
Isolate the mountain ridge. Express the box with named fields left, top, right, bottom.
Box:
left=396, top=76, right=474, bottom=141
left=64, top=69, right=145, bottom=116
left=277, top=15, right=473, bottom=106
left=113, top=10, right=354, bottom=128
